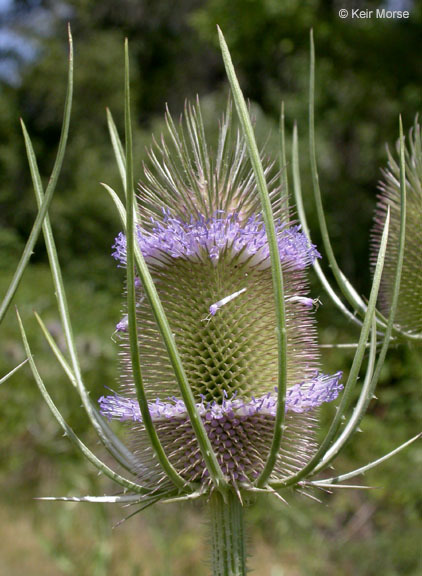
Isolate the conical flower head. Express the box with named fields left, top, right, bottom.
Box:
left=100, top=101, right=342, bottom=490
left=371, top=118, right=422, bottom=336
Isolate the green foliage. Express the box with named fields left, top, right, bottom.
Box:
left=1, top=1, right=421, bottom=574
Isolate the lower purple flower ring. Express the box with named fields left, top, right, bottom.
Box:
left=99, top=371, right=342, bottom=485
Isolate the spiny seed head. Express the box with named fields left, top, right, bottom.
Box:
left=371, top=117, right=422, bottom=336
left=100, top=100, right=343, bottom=492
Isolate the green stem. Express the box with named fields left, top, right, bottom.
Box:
left=218, top=27, right=287, bottom=488
left=210, top=490, right=246, bottom=576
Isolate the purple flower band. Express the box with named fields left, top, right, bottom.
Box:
left=112, top=211, right=320, bottom=270
left=99, top=372, right=343, bottom=424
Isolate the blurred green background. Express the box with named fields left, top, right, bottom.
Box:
left=0, top=1, right=421, bottom=574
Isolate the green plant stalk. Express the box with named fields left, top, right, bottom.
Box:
left=218, top=26, right=287, bottom=488
left=279, top=101, right=289, bottom=216
left=373, top=309, right=422, bottom=340
left=319, top=343, right=379, bottom=349
left=308, top=31, right=368, bottom=319
left=0, top=25, right=73, bottom=324
left=271, top=205, right=391, bottom=489
left=106, top=108, right=126, bottom=193
left=106, top=105, right=227, bottom=494
left=102, top=190, right=228, bottom=492
left=106, top=107, right=142, bottom=227
left=17, top=45, right=143, bottom=475
left=0, top=359, right=28, bottom=385
left=308, top=33, right=419, bottom=343
left=210, top=490, right=246, bottom=576
left=309, top=433, right=421, bottom=486
left=311, top=118, right=407, bottom=475
left=16, top=309, right=152, bottom=495
left=37, top=494, right=157, bottom=504
left=312, top=316, right=377, bottom=474
left=34, top=311, right=139, bottom=472
left=291, top=124, right=363, bottom=328
left=124, top=40, right=190, bottom=491
left=134, top=215, right=228, bottom=490
left=20, top=120, right=140, bottom=473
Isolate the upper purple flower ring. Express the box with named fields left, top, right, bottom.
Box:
left=112, top=211, right=320, bottom=270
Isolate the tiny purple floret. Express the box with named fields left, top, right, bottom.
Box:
left=209, top=304, right=219, bottom=316
left=287, top=296, right=314, bottom=308
left=115, top=315, right=128, bottom=333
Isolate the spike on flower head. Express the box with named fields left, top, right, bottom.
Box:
left=100, top=100, right=342, bottom=490
left=371, top=117, right=422, bottom=336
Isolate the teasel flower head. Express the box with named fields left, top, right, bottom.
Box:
left=99, top=100, right=343, bottom=493
left=371, top=117, right=422, bottom=337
